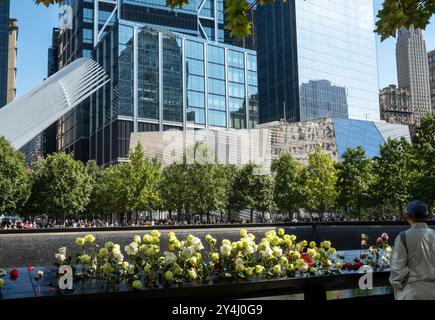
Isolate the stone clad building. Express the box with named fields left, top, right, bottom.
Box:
left=379, top=85, right=415, bottom=127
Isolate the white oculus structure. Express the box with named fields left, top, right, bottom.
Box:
left=0, top=58, right=109, bottom=150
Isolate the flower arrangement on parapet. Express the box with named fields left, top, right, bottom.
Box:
left=50, top=229, right=348, bottom=291
left=342, top=233, right=392, bottom=272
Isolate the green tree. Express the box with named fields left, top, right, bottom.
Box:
left=0, top=137, right=31, bottom=215
left=228, top=163, right=274, bottom=222
left=374, top=138, right=416, bottom=219
left=35, top=0, right=434, bottom=41
left=183, top=143, right=229, bottom=223
left=375, top=0, right=435, bottom=41
left=122, top=143, right=161, bottom=221
left=411, top=115, right=435, bottom=212
left=27, top=152, right=93, bottom=221
left=84, top=160, right=104, bottom=217
left=335, top=147, right=375, bottom=220
left=271, top=153, right=305, bottom=219
left=303, top=147, right=338, bottom=218
left=158, top=163, right=189, bottom=220
left=94, top=164, right=127, bottom=221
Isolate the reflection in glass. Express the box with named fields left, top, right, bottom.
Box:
left=299, top=80, right=349, bottom=120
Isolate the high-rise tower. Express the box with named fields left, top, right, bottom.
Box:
left=396, top=26, right=432, bottom=124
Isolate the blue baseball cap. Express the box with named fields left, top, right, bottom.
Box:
left=406, top=200, right=428, bottom=218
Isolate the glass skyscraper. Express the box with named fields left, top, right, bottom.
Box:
left=90, top=21, right=257, bottom=165
left=55, top=0, right=257, bottom=165
left=0, top=0, right=9, bottom=108
left=256, top=0, right=380, bottom=124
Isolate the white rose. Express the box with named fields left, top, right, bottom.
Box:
left=298, top=263, right=309, bottom=272
left=164, top=251, right=177, bottom=265
left=220, top=244, right=232, bottom=257
left=261, top=247, right=273, bottom=259
left=385, top=246, right=393, bottom=255
left=182, top=247, right=195, bottom=258
left=192, top=237, right=204, bottom=251
left=114, top=252, right=124, bottom=262
left=272, top=246, right=283, bottom=257
left=112, top=244, right=121, bottom=255
left=55, top=253, right=66, bottom=264
left=128, top=265, right=136, bottom=275
left=235, top=258, right=244, bottom=265
left=245, top=245, right=255, bottom=254
left=58, top=247, right=67, bottom=255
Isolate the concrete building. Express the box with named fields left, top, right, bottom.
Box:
left=130, top=117, right=411, bottom=167
left=7, top=18, right=17, bottom=104
left=379, top=85, right=415, bottom=127
left=429, top=50, right=435, bottom=114
left=396, top=26, right=432, bottom=124
left=256, top=0, right=380, bottom=124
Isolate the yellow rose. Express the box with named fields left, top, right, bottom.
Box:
left=144, top=263, right=152, bottom=273
left=277, top=228, right=285, bottom=236
left=222, top=239, right=231, bottom=245
left=79, top=254, right=91, bottom=264
left=310, top=241, right=317, bottom=248
left=280, top=256, right=289, bottom=265
left=75, top=237, right=85, bottom=246
left=321, top=241, right=331, bottom=249
left=102, top=262, right=113, bottom=274
left=189, top=256, right=198, bottom=266
left=240, top=229, right=248, bottom=237
left=327, top=248, right=336, bottom=255
left=336, top=262, right=343, bottom=269
left=84, top=235, right=95, bottom=243
left=132, top=280, right=142, bottom=290
left=99, top=248, right=109, bottom=257
left=105, top=242, right=114, bottom=249
left=133, top=235, right=141, bottom=244
left=150, top=230, right=161, bottom=238
left=255, top=265, right=265, bottom=274
left=187, top=234, right=195, bottom=242
left=122, top=261, right=130, bottom=270
left=0, top=278, right=4, bottom=288
left=164, top=270, right=174, bottom=281
left=273, top=264, right=282, bottom=274
left=235, top=263, right=245, bottom=272
left=211, top=253, right=219, bottom=263
left=245, top=267, right=254, bottom=276
left=309, top=267, right=317, bottom=274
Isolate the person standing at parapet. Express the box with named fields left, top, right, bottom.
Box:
left=389, top=200, right=435, bottom=300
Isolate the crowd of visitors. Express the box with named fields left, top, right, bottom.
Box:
left=1, top=212, right=432, bottom=230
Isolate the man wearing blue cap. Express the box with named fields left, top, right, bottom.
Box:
left=389, top=200, right=435, bottom=300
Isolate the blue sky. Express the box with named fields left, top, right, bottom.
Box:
left=10, top=0, right=435, bottom=97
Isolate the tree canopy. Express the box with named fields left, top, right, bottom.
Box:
left=32, top=0, right=435, bottom=41
left=0, top=137, right=31, bottom=215
left=26, top=152, right=93, bottom=219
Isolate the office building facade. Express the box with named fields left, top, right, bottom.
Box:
left=396, top=26, right=432, bottom=124
left=42, top=28, right=61, bottom=157
left=91, top=22, right=258, bottom=165
left=7, top=18, right=17, bottom=104
left=429, top=50, right=435, bottom=114
left=0, top=0, right=9, bottom=108
left=55, top=0, right=257, bottom=165
left=379, top=85, right=415, bottom=127
left=256, top=0, right=380, bottom=124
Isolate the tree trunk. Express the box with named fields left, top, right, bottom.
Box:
left=250, top=208, right=254, bottom=223
left=207, top=212, right=210, bottom=224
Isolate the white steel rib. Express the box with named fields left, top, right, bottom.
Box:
left=0, top=58, right=110, bottom=150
